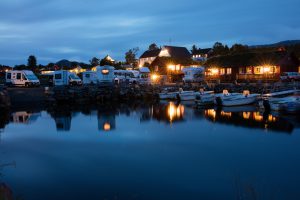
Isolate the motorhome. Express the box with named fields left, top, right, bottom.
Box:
left=138, top=67, right=151, bottom=85
left=96, top=65, right=115, bottom=83
left=114, top=70, right=136, bottom=84
left=82, top=71, right=98, bottom=84
left=182, top=67, right=205, bottom=83
left=53, top=70, right=82, bottom=86
left=6, top=70, right=40, bottom=87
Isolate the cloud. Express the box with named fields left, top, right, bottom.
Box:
left=0, top=0, right=299, bottom=65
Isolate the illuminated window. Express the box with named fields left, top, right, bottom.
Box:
left=226, top=68, right=232, bottom=74
left=220, top=68, right=225, bottom=75
left=254, top=67, right=261, bottom=74
left=246, top=67, right=252, bottom=74
left=102, top=69, right=109, bottom=75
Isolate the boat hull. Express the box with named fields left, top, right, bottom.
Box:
left=215, top=94, right=258, bottom=107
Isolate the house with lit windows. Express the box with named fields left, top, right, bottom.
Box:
left=192, top=48, right=212, bottom=62
left=205, top=51, right=299, bottom=82
left=138, top=46, right=192, bottom=74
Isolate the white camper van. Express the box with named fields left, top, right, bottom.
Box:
left=96, top=66, right=114, bottom=83
left=6, top=70, right=40, bottom=87
left=114, top=70, right=139, bottom=84
left=53, top=70, right=82, bottom=86
left=82, top=71, right=98, bottom=84
left=182, top=67, right=205, bottom=83
left=138, top=67, right=151, bottom=85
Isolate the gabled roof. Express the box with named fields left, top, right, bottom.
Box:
left=192, top=48, right=212, bottom=55
left=205, top=51, right=299, bottom=68
left=140, top=46, right=192, bottom=59
left=140, top=49, right=161, bottom=58
left=163, top=46, right=191, bottom=59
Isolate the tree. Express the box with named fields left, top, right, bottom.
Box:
left=191, top=45, right=199, bottom=54
left=27, top=55, right=37, bottom=69
left=125, top=47, right=139, bottom=66
left=230, top=44, right=249, bottom=54
left=148, top=43, right=159, bottom=51
left=212, top=42, right=229, bottom=56
left=89, top=57, right=100, bottom=67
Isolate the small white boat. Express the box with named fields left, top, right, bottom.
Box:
left=215, top=90, right=259, bottom=107
left=195, top=89, right=215, bottom=106
left=159, top=91, right=178, bottom=100
left=261, top=89, right=300, bottom=111
left=264, top=96, right=300, bottom=112
left=177, top=90, right=196, bottom=101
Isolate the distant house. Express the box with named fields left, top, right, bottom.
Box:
left=103, top=55, right=115, bottom=62
left=139, top=46, right=192, bottom=74
left=205, top=51, right=299, bottom=82
left=192, top=48, right=212, bottom=61
left=0, top=65, right=12, bottom=72
left=69, top=65, right=86, bottom=74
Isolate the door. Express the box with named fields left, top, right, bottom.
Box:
left=12, top=73, right=25, bottom=86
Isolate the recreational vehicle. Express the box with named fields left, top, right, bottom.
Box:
left=6, top=70, right=40, bottom=87
left=53, top=70, right=82, bottom=86
left=82, top=71, right=98, bottom=84
left=96, top=65, right=115, bottom=83
left=114, top=70, right=142, bottom=84
left=138, top=67, right=151, bottom=84
left=182, top=67, right=205, bottom=83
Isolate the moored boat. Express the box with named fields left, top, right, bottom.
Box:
left=215, top=90, right=259, bottom=107
left=177, top=90, right=196, bottom=101
left=195, top=89, right=215, bottom=106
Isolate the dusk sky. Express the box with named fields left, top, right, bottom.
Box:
left=0, top=0, right=299, bottom=65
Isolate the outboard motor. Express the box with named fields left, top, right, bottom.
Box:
left=215, top=96, right=222, bottom=106
left=263, top=98, right=271, bottom=111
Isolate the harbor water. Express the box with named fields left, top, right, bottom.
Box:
left=0, top=102, right=300, bottom=199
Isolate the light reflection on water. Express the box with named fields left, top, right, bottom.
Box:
left=0, top=103, right=300, bottom=199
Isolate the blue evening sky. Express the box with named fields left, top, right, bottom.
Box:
left=0, top=0, right=299, bottom=65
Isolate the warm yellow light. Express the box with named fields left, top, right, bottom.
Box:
left=168, top=102, right=176, bottom=122
left=103, top=123, right=111, bottom=131
left=151, top=74, right=159, bottom=81
left=253, top=112, right=263, bottom=122
left=5, top=69, right=9, bottom=72
left=221, top=111, right=232, bottom=117
left=205, top=109, right=216, bottom=120
left=167, top=102, right=184, bottom=122
left=243, top=112, right=251, bottom=119
left=102, top=69, right=109, bottom=75
left=168, top=65, right=176, bottom=71
left=268, top=115, right=276, bottom=122
left=263, top=66, right=271, bottom=73
left=210, top=68, right=219, bottom=75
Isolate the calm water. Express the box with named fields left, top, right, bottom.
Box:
left=0, top=102, right=300, bottom=200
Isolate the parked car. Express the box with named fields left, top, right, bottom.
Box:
left=280, top=72, right=300, bottom=81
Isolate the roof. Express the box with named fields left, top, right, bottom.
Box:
left=192, top=48, right=212, bottom=55
left=140, top=49, right=161, bottom=58
left=205, top=51, right=297, bottom=68
left=140, top=46, right=191, bottom=59
left=163, top=46, right=191, bottom=59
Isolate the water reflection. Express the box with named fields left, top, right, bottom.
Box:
left=97, top=109, right=116, bottom=132
left=0, top=103, right=298, bottom=134
left=9, top=111, right=40, bottom=124
left=205, top=108, right=294, bottom=133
